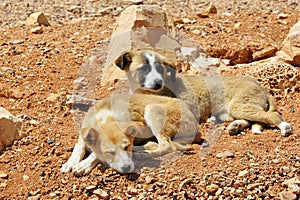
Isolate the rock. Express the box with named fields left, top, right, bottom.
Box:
left=216, top=151, right=235, bottom=159
left=196, top=3, right=217, bottom=18
left=100, top=5, right=174, bottom=85
left=31, top=27, right=43, bottom=34
left=238, top=170, right=249, bottom=177
left=0, top=171, right=8, bottom=179
left=179, top=178, right=193, bottom=190
left=145, top=176, right=157, bottom=184
left=277, top=20, right=300, bottom=66
left=123, top=0, right=144, bottom=5
left=278, top=13, right=288, bottom=19
left=279, top=190, right=297, bottom=200
left=283, top=178, right=300, bottom=194
left=23, top=12, right=50, bottom=26
left=206, top=184, right=219, bottom=194
left=93, top=189, right=109, bottom=199
left=0, top=107, right=24, bottom=152
left=23, top=175, right=29, bottom=181
left=127, top=186, right=138, bottom=195
left=252, top=46, right=277, bottom=61
left=205, top=3, right=217, bottom=14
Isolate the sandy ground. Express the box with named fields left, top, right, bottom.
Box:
left=0, top=0, right=299, bottom=199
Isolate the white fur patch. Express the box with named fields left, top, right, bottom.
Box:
left=96, top=108, right=114, bottom=124
left=144, top=53, right=164, bottom=89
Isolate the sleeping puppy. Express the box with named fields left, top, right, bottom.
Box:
left=61, top=93, right=200, bottom=175
left=115, top=50, right=292, bottom=136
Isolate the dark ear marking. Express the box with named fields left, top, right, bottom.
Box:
left=84, top=128, right=98, bottom=146
left=162, top=59, right=176, bottom=81
left=115, top=52, right=133, bottom=70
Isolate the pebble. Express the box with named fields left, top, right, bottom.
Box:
left=238, top=170, right=249, bottom=177
left=31, top=27, right=43, bottom=34
left=216, top=151, right=235, bottom=159
left=93, top=189, right=109, bottom=199
left=206, top=184, right=219, bottom=194
left=278, top=13, right=288, bottom=19
left=127, top=186, right=138, bottom=195
left=0, top=171, right=8, bottom=179
left=145, top=176, right=157, bottom=184
left=23, top=175, right=29, bottom=181
left=279, top=190, right=297, bottom=200
left=86, top=185, right=96, bottom=190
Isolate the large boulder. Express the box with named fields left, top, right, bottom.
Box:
left=101, top=5, right=175, bottom=85
left=0, top=107, right=23, bottom=152
left=277, top=20, right=300, bottom=66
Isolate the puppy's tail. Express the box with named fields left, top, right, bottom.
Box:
left=267, top=93, right=277, bottom=112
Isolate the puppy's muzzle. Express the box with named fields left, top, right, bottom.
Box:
left=152, top=79, right=163, bottom=90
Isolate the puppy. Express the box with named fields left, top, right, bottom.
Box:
left=115, top=50, right=292, bottom=136
left=61, top=93, right=200, bottom=175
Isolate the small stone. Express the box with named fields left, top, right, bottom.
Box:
left=216, top=151, right=235, bottom=159
left=0, top=171, right=8, bottom=179
left=93, top=189, right=109, bottom=199
left=238, top=170, right=249, bottom=177
left=23, top=175, right=29, bottom=181
left=278, top=13, right=288, bottom=19
left=0, top=183, right=7, bottom=188
left=279, top=190, right=297, bottom=200
left=47, top=139, right=55, bottom=145
left=252, top=46, right=277, bottom=61
left=246, top=183, right=263, bottom=190
left=9, top=40, right=24, bottom=45
left=127, top=186, right=138, bottom=195
left=192, top=29, right=201, bottom=35
left=23, top=12, right=50, bottom=26
left=206, top=184, right=219, bottom=194
left=31, top=27, right=43, bottom=34
left=86, top=185, right=96, bottom=191
left=179, top=178, right=193, bottom=190
left=145, top=176, right=157, bottom=184
left=205, top=3, right=217, bottom=14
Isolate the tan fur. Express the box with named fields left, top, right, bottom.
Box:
left=115, top=50, right=292, bottom=136
left=61, top=93, right=200, bottom=175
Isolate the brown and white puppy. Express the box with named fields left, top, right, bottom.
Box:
left=61, top=93, right=200, bottom=175
left=115, top=50, right=293, bottom=136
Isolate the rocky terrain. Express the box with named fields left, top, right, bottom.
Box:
left=0, top=0, right=299, bottom=199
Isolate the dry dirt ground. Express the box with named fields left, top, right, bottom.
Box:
left=0, top=0, right=300, bottom=199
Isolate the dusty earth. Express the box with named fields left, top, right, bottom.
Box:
left=0, top=0, right=300, bottom=199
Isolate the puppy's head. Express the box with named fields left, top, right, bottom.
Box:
left=81, top=119, right=140, bottom=173
left=115, top=50, right=176, bottom=91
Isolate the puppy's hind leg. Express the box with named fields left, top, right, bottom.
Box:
left=229, top=103, right=292, bottom=136
left=227, top=119, right=250, bottom=135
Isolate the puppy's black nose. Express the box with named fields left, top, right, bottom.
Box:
left=121, top=165, right=132, bottom=173
left=154, top=79, right=163, bottom=90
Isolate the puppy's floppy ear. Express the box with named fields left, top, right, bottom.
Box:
left=82, top=128, right=99, bottom=146
left=115, top=51, right=133, bottom=70
left=163, top=60, right=176, bottom=81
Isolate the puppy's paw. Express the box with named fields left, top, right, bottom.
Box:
left=227, top=121, right=241, bottom=135
left=251, top=124, right=265, bottom=135
left=61, top=159, right=78, bottom=173
left=72, top=160, right=95, bottom=177
left=279, top=121, right=292, bottom=136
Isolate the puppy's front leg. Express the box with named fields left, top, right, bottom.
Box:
left=72, top=152, right=99, bottom=176
left=144, top=104, right=176, bottom=156
left=61, top=137, right=86, bottom=173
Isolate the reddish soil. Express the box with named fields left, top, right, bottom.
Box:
left=0, top=1, right=299, bottom=199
